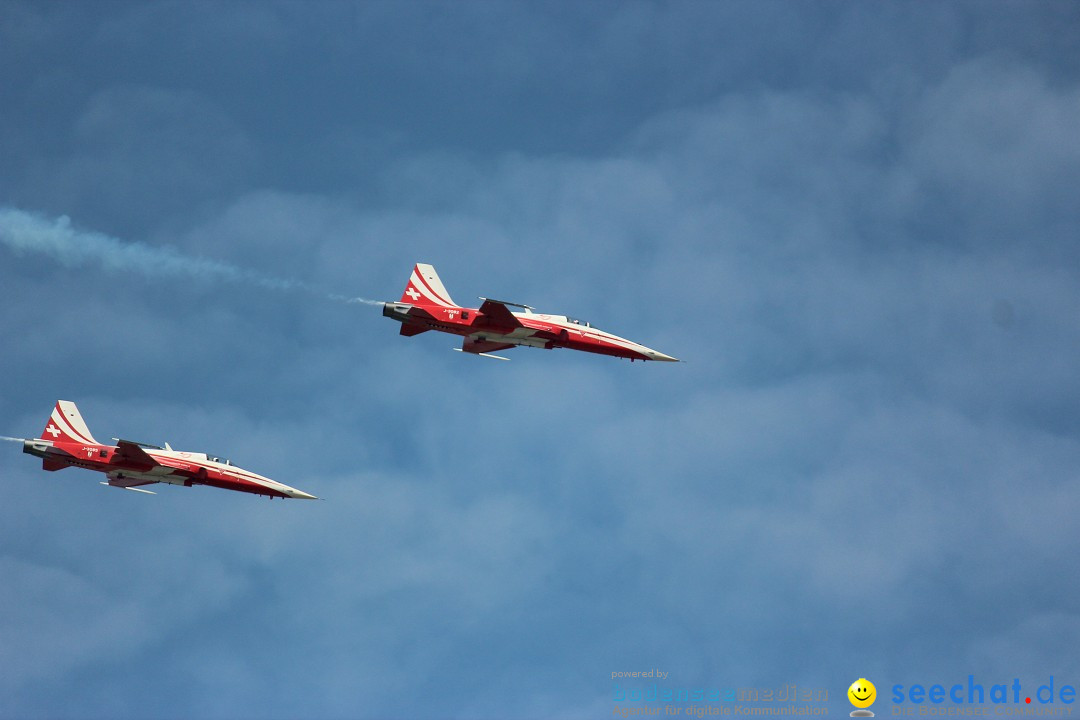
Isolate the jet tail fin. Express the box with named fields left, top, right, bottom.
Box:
left=400, top=263, right=457, bottom=307
left=41, top=401, right=99, bottom=445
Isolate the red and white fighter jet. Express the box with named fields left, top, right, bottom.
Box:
left=383, top=263, right=679, bottom=362
left=19, top=401, right=318, bottom=499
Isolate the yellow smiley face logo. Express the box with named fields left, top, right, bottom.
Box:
left=848, top=678, right=876, bottom=708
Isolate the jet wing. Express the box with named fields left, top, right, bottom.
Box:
left=104, top=474, right=159, bottom=490
left=462, top=338, right=516, bottom=355
left=478, top=299, right=523, bottom=329
left=115, top=440, right=159, bottom=471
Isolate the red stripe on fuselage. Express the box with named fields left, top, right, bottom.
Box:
left=198, top=476, right=289, bottom=498
left=43, top=441, right=288, bottom=496
left=398, top=306, right=656, bottom=361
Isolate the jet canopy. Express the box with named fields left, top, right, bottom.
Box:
left=566, top=316, right=592, bottom=328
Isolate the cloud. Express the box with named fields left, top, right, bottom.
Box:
left=0, top=206, right=385, bottom=312
left=3, top=3, right=1080, bottom=719
left=905, top=59, right=1080, bottom=243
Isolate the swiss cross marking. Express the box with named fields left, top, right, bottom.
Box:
left=46, top=424, right=61, bottom=438
left=405, top=286, right=421, bottom=301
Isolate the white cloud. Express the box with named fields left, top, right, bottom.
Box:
left=3, top=4, right=1080, bottom=718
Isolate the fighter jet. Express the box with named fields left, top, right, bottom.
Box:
left=382, top=263, right=679, bottom=362
left=17, top=401, right=318, bottom=499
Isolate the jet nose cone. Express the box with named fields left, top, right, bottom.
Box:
left=289, top=489, right=319, bottom=500
left=646, top=350, right=679, bottom=362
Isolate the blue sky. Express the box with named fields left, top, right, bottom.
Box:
left=2, top=2, right=1080, bottom=718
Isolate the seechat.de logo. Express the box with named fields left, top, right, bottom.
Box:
left=849, top=678, right=877, bottom=717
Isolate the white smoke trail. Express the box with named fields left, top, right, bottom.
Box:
left=327, top=294, right=385, bottom=306
left=0, top=436, right=26, bottom=443
left=0, top=207, right=383, bottom=305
